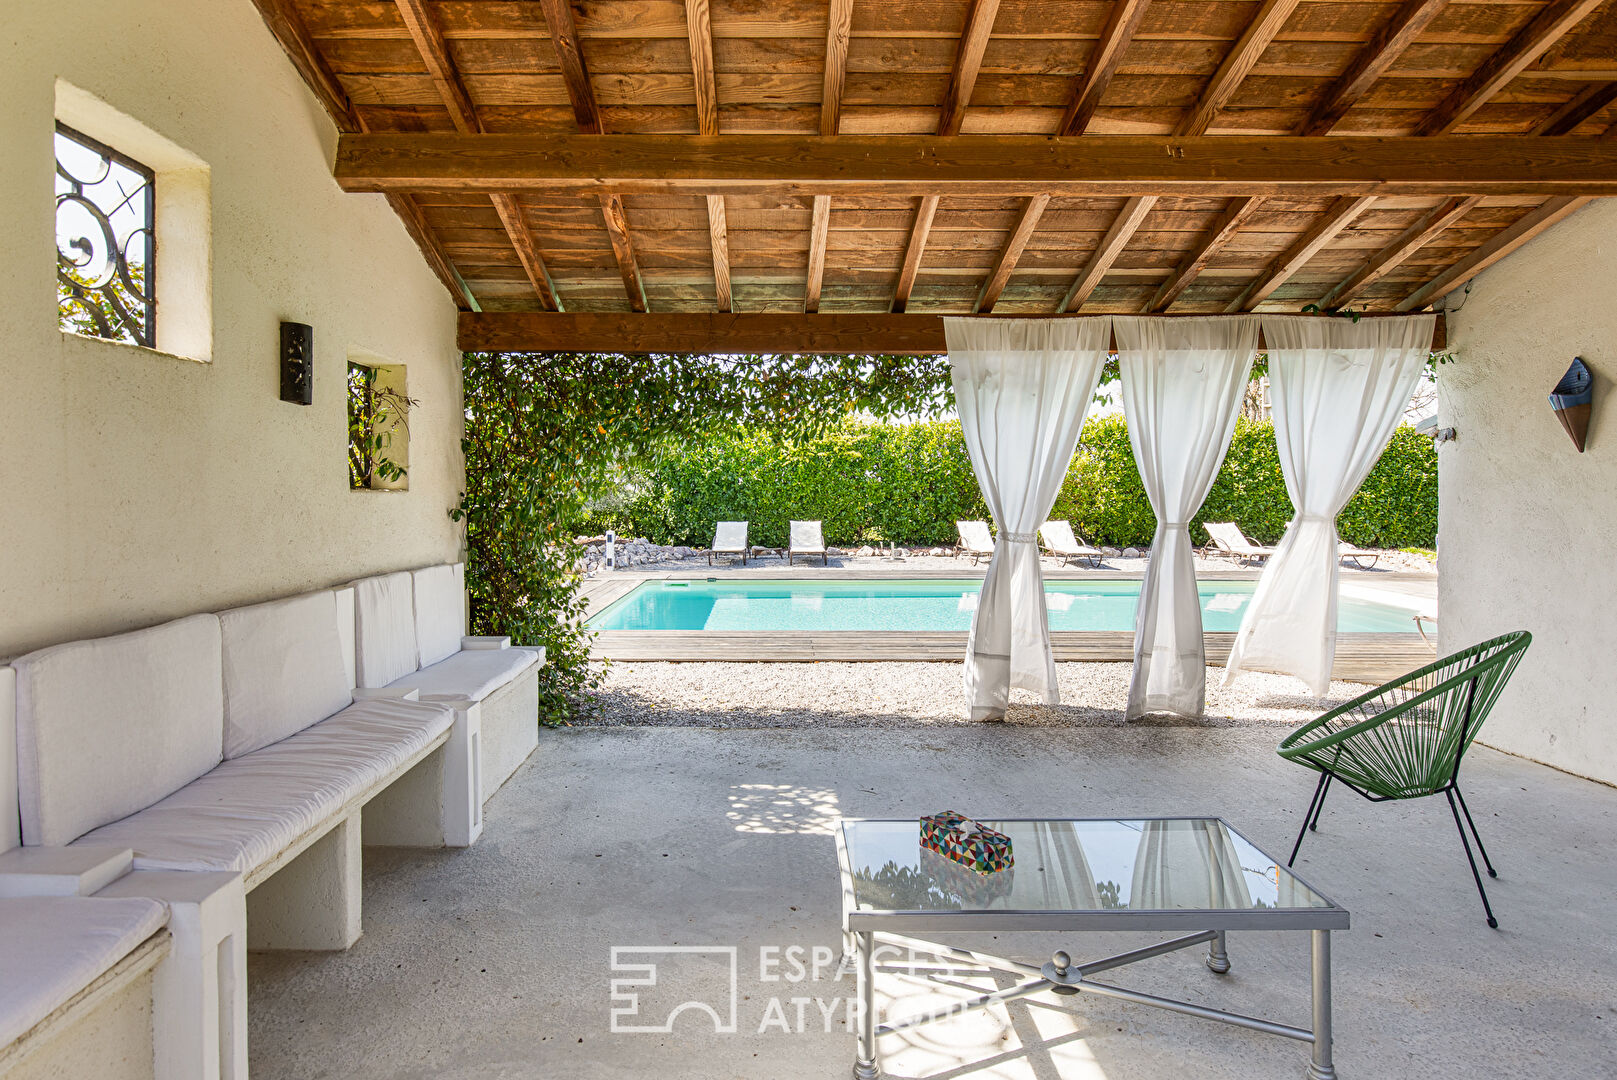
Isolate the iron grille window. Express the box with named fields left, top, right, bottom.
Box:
left=55, top=122, right=156, bottom=348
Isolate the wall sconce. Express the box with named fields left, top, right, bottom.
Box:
left=280, top=321, right=313, bottom=405
left=1549, top=356, right=1593, bottom=453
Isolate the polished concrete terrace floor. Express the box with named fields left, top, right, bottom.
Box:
left=249, top=724, right=1614, bottom=1080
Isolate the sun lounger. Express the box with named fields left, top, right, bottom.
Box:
left=1203, top=522, right=1277, bottom=566
left=1038, top=521, right=1105, bottom=567
left=787, top=520, right=828, bottom=566
left=709, top=521, right=749, bottom=565
left=1339, top=543, right=1381, bottom=570
left=955, top=521, right=995, bottom=566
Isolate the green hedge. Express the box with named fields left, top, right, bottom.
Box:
left=602, top=417, right=1437, bottom=550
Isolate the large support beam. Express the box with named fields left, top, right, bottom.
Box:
left=1061, top=196, right=1156, bottom=311
left=1320, top=196, right=1481, bottom=309
left=937, top=0, right=1002, bottom=136
left=1397, top=197, right=1591, bottom=310
left=893, top=196, right=941, bottom=313
left=1059, top=0, right=1153, bottom=136
left=1228, top=195, right=1377, bottom=311
left=333, top=134, right=1617, bottom=197
left=459, top=311, right=1445, bottom=355
left=805, top=196, right=832, bottom=313
left=1296, top=0, right=1451, bottom=135
left=975, top=194, right=1051, bottom=312
left=1415, top=0, right=1606, bottom=135
left=1149, top=195, right=1262, bottom=311
left=1178, top=0, right=1304, bottom=136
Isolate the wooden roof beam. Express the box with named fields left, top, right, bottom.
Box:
left=490, top=194, right=563, bottom=312
left=600, top=194, right=649, bottom=314
left=1296, top=0, right=1450, bottom=135
left=1319, top=196, right=1481, bottom=309
left=1060, top=0, right=1153, bottom=136
left=975, top=194, right=1050, bottom=313
left=821, top=0, right=853, bottom=136
left=1062, top=195, right=1156, bottom=312
left=937, top=0, right=1002, bottom=136
left=1149, top=196, right=1262, bottom=311
left=805, top=196, right=831, bottom=313
left=1228, top=195, right=1377, bottom=311
left=893, top=196, right=941, bottom=313
left=1178, top=0, right=1303, bottom=136
left=1416, top=0, right=1606, bottom=135
left=1534, top=82, right=1617, bottom=136
left=685, top=0, right=731, bottom=311
left=1397, top=197, right=1591, bottom=310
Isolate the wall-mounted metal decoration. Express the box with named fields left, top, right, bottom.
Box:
left=281, top=322, right=314, bottom=405
left=1549, top=356, right=1593, bottom=453
left=55, top=123, right=156, bottom=348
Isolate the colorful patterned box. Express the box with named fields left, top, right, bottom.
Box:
left=919, top=811, right=1014, bottom=876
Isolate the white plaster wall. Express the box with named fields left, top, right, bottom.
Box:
left=1440, top=198, right=1617, bottom=785
left=0, top=0, right=463, bottom=657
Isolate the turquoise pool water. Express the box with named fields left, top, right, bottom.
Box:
left=589, top=579, right=1419, bottom=633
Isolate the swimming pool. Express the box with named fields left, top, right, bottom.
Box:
left=588, top=579, right=1421, bottom=634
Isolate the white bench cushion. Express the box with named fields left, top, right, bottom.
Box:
left=412, top=563, right=466, bottom=669
left=12, top=614, right=225, bottom=848
left=0, top=895, right=168, bottom=1046
left=354, top=572, right=419, bottom=689
left=219, top=591, right=353, bottom=759
left=387, top=647, right=541, bottom=704
left=73, top=699, right=454, bottom=873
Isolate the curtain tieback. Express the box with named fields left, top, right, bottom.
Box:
left=1000, top=531, right=1038, bottom=544
left=1162, top=521, right=1190, bottom=529
left=1295, top=513, right=1334, bottom=525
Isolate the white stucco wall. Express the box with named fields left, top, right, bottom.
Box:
left=0, top=0, right=463, bottom=657
left=1441, top=198, right=1617, bottom=786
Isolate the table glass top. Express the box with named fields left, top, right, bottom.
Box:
left=840, top=818, right=1334, bottom=914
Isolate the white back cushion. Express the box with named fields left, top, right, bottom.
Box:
left=12, top=614, right=224, bottom=847
left=412, top=563, right=466, bottom=669
left=219, top=590, right=354, bottom=759
left=354, top=572, right=418, bottom=689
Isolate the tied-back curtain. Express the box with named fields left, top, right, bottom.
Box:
left=945, top=317, right=1112, bottom=721
left=1225, top=314, right=1435, bottom=693
left=1129, top=820, right=1252, bottom=910
left=1116, top=316, right=1259, bottom=719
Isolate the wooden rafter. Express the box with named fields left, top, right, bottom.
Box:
left=685, top=0, right=731, bottom=311
left=821, top=0, right=854, bottom=137
left=706, top=195, right=733, bottom=312
left=1177, top=0, right=1303, bottom=136
left=805, top=196, right=831, bottom=314
left=893, top=196, right=941, bottom=313
left=387, top=193, right=480, bottom=312
left=461, top=312, right=1447, bottom=355
left=1061, top=196, right=1156, bottom=312
left=334, top=134, right=1617, bottom=196
left=1059, top=0, right=1152, bottom=136
left=975, top=194, right=1050, bottom=313
left=1534, top=82, right=1617, bottom=136
left=1296, top=0, right=1450, bottom=136
left=1397, top=197, right=1592, bottom=311
left=1228, top=195, right=1377, bottom=312
left=1319, top=196, right=1482, bottom=309
left=1149, top=196, right=1262, bottom=312
left=937, top=0, right=1002, bottom=137
left=1416, top=0, right=1606, bottom=136
left=600, top=194, right=649, bottom=313
left=490, top=194, right=563, bottom=312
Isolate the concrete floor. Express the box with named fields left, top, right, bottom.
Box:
left=249, top=726, right=1615, bottom=1080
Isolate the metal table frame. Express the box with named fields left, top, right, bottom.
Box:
left=836, top=817, right=1350, bottom=1080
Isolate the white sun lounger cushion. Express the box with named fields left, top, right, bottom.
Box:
left=219, top=590, right=354, bottom=759
left=11, top=614, right=225, bottom=848
left=0, top=895, right=168, bottom=1047
left=790, top=521, right=824, bottom=551
left=387, top=646, right=541, bottom=704
left=73, top=698, right=453, bottom=873
left=354, top=572, right=419, bottom=689
left=412, top=563, right=467, bottom=669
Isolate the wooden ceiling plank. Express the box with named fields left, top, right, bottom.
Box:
left=1061, top=195, right=1156, bottom=312
left=1296, top=0, right=1452, bottom=135
left=1534, top=81, right=1617, bottom=135
left=1149, top=195, right=1263, bottom=311
left=975, top=194, right=1051, bottom=313
left=1228, top=195, right=1377, bottom=312
left=805, top=196, right=831, bottom=313
left=893, top=195, right=941, bottom=313
left=821, top=0, right=854, bottom=137
left=1059, top=0, right=1153, bottom=137
left=1397, top=197, right=1591, bottom=310
left=538, top=0, right=603, bottom=135
left=1319, top=195, right=1482, bottom=308
left=937, top=0, right=1003, bottom=137
left=1178, top=0, right=1304, bottom=136
left=490, top=193, right=563, bottom=311
left=599, top=194, right=649, bottom=313
left=1416, top=0, right=1607, bottom=136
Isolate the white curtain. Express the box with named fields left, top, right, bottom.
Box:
left=946, top=317, right=1111, bottom=721
left=1117, top=316, right=1259, bottom=719
left=1224, top=314, right=1435, bottom=693
left=1129, top=820, right=1252, bottom=910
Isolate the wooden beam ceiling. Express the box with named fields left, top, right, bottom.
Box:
left=1534, top=82, right=1617, bottom=136
left=975, top=194, right=1050, bottom=313
left=1177, top=0, right=1303, bottom=136
left=1062, top=196, right=1157, bottom=311
left=1296, top=0, right=1451, bottom=136
left=804, top=196, right=831, bottom=314
left=599, top=194, right=649, bottom=313
left=821, top=0, right=853, bottom=138
left=685, top=0, right=731, bottom=312
left=1059, top=0, right=1153, bottom=137
left=460, top=311, right=1446, bottom=355
left=1149, top=196, right=1262, bottom=312
left=1320, top=196, right=1482, bottom=309
left=490, top=194, right=563, bottom=312
left=1397, top=197, right=1592, bottom=310
left=937, top=0, right=1001, bottom=137
left=892, top=196, right=940, bottom=313
left=1229, top=195, right=1378, bottom=311
left=333, top=134, right=1617, bottom=197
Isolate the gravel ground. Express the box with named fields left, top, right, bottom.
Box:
left=582, top=661, right=1364, bottom=729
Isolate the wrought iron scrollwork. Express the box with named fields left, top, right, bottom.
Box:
left=55, top=123, right=155, bottom=348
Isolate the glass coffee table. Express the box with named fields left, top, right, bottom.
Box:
left=837, top=817, right=1348, bottom=1079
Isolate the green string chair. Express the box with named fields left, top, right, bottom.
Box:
left=1278, top=631, right=1531, bottom=928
